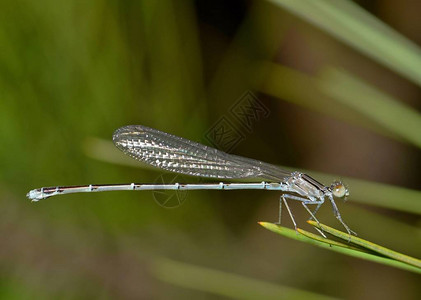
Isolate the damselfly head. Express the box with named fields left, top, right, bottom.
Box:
left=331, top=180, right=349, bottom=201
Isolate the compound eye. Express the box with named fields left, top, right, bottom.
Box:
left=332, top=183, right=347, bottom=198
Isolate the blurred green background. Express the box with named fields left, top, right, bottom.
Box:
left=1, top=0, right=420, bottom=299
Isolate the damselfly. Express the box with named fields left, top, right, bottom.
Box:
left=27, top=125, right=355, bottom=236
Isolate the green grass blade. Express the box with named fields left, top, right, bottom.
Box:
left=265, top=0, right=421, bottom=87
left=296, top=228, right=372, bottom=253
left=307, top=221, right=421, bottom=269
left=260, top=63, right=421, bottom=149
left=259, top=222, right=421, bottom=274
left=318, top=68, right=421, bottom=149
left=151, top=257, right=337, bottom=300
left=258, top=63, right=398, bottom=139
left=343, top=177, right=421, bottom=215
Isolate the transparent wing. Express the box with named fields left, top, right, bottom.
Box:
left=113, top=125, right=291, bottom=181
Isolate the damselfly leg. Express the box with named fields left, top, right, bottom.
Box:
left=329, top=195, right=357, bottom=237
